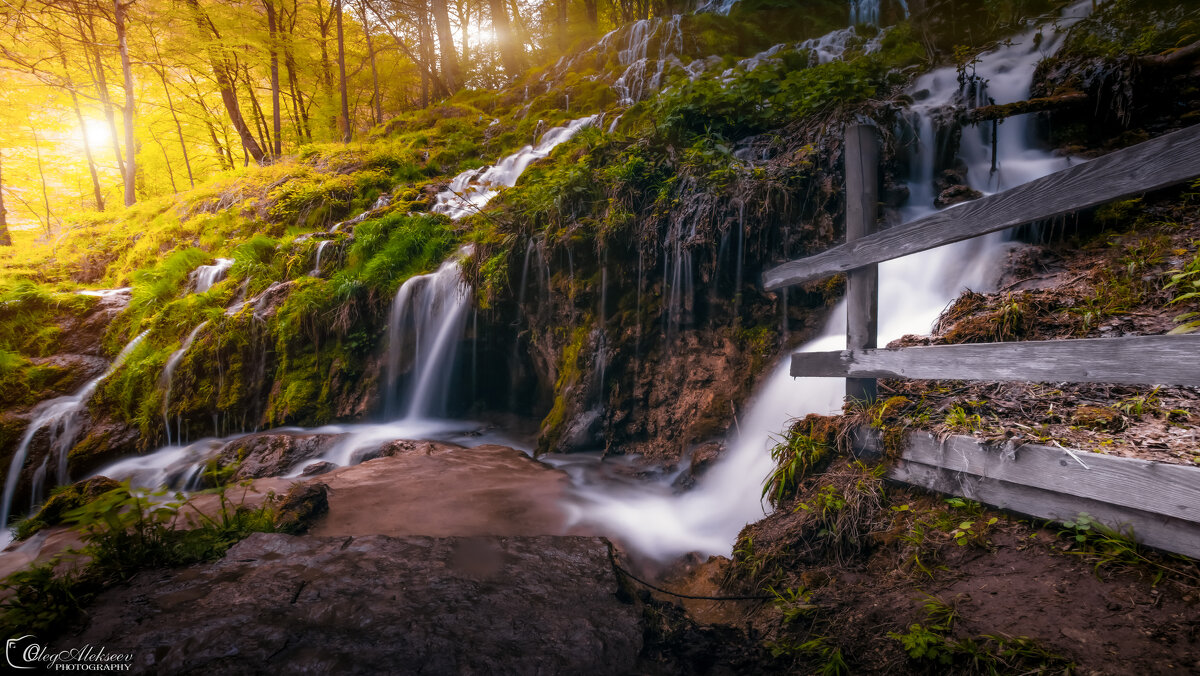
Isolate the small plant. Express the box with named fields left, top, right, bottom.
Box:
left=768, top=585, right=816, bottom=624
left=1165, top=248, right=1200, bottom=334
left=890, top=594, right=1074, bottom=673
left=944, top=405, right=983, bottom=432
left=763, top=427, right=831, bottom=508
left=1117, top=387, right=1161, bottom=417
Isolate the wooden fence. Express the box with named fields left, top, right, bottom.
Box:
left=762, top=121, right=1200, bottom=557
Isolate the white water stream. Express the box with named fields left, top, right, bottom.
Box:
left=190, top=258, right=234, bottom=294
left=550, top=0, right=1093, bottom=562
left=0, top=331, right=149, bottom=547
left=4, top=3, right=1092, bottom=568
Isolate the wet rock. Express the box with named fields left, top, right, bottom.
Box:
left=56, top=292, right=130, bottom=356
left=299, top=461, right=336, bottom=477
left=19, top=475, right=121, bottom=538
left=65, top=413, right=140, bottom=480
left=273, top=482, right=329, bottom=534
left=375, top=438, right=460, bottom=459
left=935, top=183, right=983, bottom=208
left=28, top=354, right=108, bottom=393
left=57, top=533, right=642, bottom=675
left=215, top=432, right=341, bottom=480
left=688, top=440, right=725, bottom=478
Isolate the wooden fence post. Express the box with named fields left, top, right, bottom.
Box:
left=844, top=124, right=879, bottom=402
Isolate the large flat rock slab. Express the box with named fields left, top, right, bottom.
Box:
left=55, top=533, right=641, bottom=675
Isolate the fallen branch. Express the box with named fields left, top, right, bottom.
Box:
left=964, top=91, right=1088, bottom=124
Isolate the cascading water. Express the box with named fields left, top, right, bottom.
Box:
left=383, top=252, right=473, bottom=419
left=190, top=258, right=234, bottom=294
left=552, top=0, right=1093, bottom=562
left=433, top=115, right=599, bottom=219
left=0, top=331, right=149, bottom=535
left=612, top=16, right=683, bottom=105
left=161, top=322, right=208, bottom=446
left=310, top=240, right=334, bottom=276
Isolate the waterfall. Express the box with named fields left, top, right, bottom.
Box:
left=161, top=322, right=208, bottom=446
left=433, top=116, right=600, bottom=219
left=612, top=16, right=683, bottom=106
left=383, top=251, right=473, bottom=420
left=554, top=0, right=1094, bottom=562
left=310, top=240, right=333, bottom=277
left=1, top=330, right=149, bottom=531
left=190, top=258, right=234, bottom=294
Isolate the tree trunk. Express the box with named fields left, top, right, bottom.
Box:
left=183, top=0, right=267, bottom=163
left=0, top=151, right=11, bottom=246
left=31, top=129, right=52, bottom=235
left=356, top=0, right=382, bottom=125
left=265, top=0, right=283, bottom=156
left=114, top=0, right=137, bottom=206
left=584, top=0, right=597, bottom=27
left=431, top=0, right=459, bottom=92
left=60, top=51, right=105, bottom=211
left=488, top=0, right=523, bottom=76
left=243, top=66, right=272, bottom=152
left=456, top=0, right=470, bottom=70
left=83, top=15, right=127, bottom=185
left=335, top=0, right=352, bottom=142
left=151, top=129, right=179, bottom=193
left=557, top=0, right=567, bottom=50
left=149, top=35, right=196, bottom=188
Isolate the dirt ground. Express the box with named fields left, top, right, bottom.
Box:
left=640, top=457, right=1200, bottom=675
left=880, top=191, right=1200, bottom=467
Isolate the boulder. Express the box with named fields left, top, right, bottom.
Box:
left=56, top=533, right=643, bottom=675
left=215, top=432, right=341, bottom=480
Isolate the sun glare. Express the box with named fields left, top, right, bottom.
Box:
left=71, top=116, right=114, bottom=154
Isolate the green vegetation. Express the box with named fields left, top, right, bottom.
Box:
left=888, top=594, right=1074, bottom=674
left=0, top=475, right=278, bottom=636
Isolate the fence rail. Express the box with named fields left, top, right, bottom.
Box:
left=854, top=428, right=1200, bottom=559
left=791, top=334, right=1200, bottom=386
left=763, top=123, right=1200, bottom=290
left=768, top=122, right=1200, bottom=556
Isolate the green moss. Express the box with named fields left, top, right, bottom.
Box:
left=15, top=476, right=122, bottom=540
left=537, top=325, right=591, bottom=456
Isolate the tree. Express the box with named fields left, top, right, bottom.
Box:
left=264, top=0, right=282, bottom=157
left=114, top=0, right=137, bottom=205
left=335, top=0, right=351, bottom=142
left=0, top=151, right=11, bottom=246
left=431, top=0, right=459, bottom=92
left=488, top=0, right=522, bottom=76
left=183, top=0, right=267, bottom=163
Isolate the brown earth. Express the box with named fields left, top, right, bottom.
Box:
left=882, top=192, right=1200, bottom=467
left=646, top=457, right=1200, bottom=675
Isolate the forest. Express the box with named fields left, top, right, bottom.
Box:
left=0, top=0, right=1198, bottom=672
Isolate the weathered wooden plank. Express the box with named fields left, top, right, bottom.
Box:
left=790, top=334, right=1200, bottom=387
left=889, top=458, right=1200, bottom=559
left=851, top=427, right=1200, bottom=558
left=763, top=124, right=1200, bottom=289
left=891, top=430, right=1200, bottom=522
left=844, top=124, right=880, bottom=402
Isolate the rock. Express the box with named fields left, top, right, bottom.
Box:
left=273, top=483, right=329, bottom=534
left=18, top=475, right=121, bottom=539
left=56, top=533, right=643, bottom=675
left=215, top=432, right=341, bottom=480
left=27, top=354, right=108, bottom=393
left=689, top=441, right=724, bottom=477
left=935, top=183, right=984, bottom=208
left=56, top=292, right=130, bottom=356
left=299, top=461, right=336, bottom=477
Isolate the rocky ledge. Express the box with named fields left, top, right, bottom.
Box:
left=53, top=533, right=643, bottom=675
